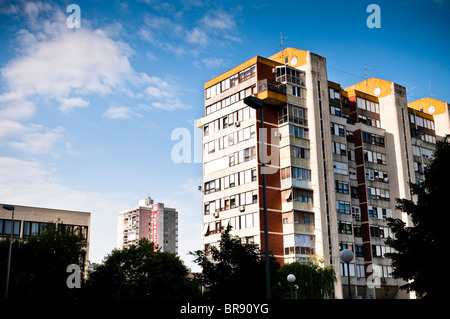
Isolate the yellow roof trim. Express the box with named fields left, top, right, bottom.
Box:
left=345, top=78, right=392, bottom=98
left=268, top=48, right=308, bottom=68
left=204, top=56, right=281, bottom=89
left=408, top=97, right=447, bottom=116
left=345, top=89, right=379, bottom=103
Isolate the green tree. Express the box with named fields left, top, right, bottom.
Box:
left=190, top=225, right=280, bottom=299
left=386, top=135, right=450, bottom=299
left=85, top=238, right=200, bottom=299
left=274, top=255, right=336, bottom=299
left=0, top=223, right=87, bottom=299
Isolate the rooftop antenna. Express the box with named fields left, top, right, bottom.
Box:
left=428, top=81, right=435, bottom=98
left=280, top=32, right=288, bottom=63
left=407, top=86, right=417, bottom=103
left=363, top=64, right=372, bottom=93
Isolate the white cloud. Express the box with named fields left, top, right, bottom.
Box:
left=0, top=119, right=64, bottom=154
left=202, top=57, right=226, bottom=69
left=1, top=29, right=135, bottom=100
left=103, top=106, right=133, bottom=120
left=58, top=97, right=90, bottom=113
left=0, top=94, right=36, bottom=120
left=8, top=126, right=64, bottom=154
left=201, top=11, right=236, bottom=31
left=186, top=27, right=208, bottom=45
left=143, top=75, right=190, bottom=111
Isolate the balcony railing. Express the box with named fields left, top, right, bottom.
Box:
left=258, top=79, right=286, bottom=95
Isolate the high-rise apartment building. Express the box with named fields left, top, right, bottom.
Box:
left=198, top=47, right=449, bottom=299
left=117, top=197, right=178, bottom=253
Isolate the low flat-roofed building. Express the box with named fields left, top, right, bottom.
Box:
left=0, top=203, right=91, bottom=260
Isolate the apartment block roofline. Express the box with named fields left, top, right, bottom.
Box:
left=268, top=47, right=310, bottom=67
left=345, top=77, right=393, bottom=98
left=204, top=55, right=281, bottom=89
left=345, top=89, right=380, bottom=103
left=407, top=106, right=434, bottom=121
left=0, top=203, right=90, bottom=216
left=408, top=97, right=448, bottom=116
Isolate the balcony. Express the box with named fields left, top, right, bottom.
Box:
left=282, top=200, right=313, bottom=212
left=283, top=223, right=315, bottom=234
left=255, top=79, right=287, bottom=106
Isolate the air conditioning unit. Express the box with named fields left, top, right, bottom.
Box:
left=213, top=212, right=219, bottom=218
left=274, top=131, right=281, bottom=139
left=235, top=121, right=241, bottom=127
left=239, top=206, right=245, bottom=212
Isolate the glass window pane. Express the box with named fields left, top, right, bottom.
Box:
left=4, top=220, right=12, bottom=235
left=23, top=221, right=30, bottom=237
left=14, top=221, right=21, bottom=236
left=31, top=222, right=39, bottom=235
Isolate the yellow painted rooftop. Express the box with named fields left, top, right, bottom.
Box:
left=408, top=97, right=447, bottom=116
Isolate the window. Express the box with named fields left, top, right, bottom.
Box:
left=368, top=206, right=378, bottom=218
left=357, top=97, right=379, bottom=114
left=251, top=168, right=257, bottom=181
left=252, top=190, right=258, bottom=203
left=294, top=146, right=310, bottom=159
left=292, top=167, right=311, bottom=181
left=362, top=132, right=385, bottom=146
left=292, top=188, right=313, bottom=203
left=289, top=126, right=309, bottom=139
left=238, top=65, right=256, bottom=83
left=331, top=123, right=345, bottom=137
left=330, top=105, right=341, bottom=116
left=351, top=186, right=359, bottom=198
left=332, top=142, right=347, bottom=156
left=0, top=219, right=21, bottom=237
left=335, top=181, right=349, bottom=194
left=276, top=66, right=305, bottom=86
left=292, top=86, right=302, bottom=97
left=229, top=154, right=235, bottom=166
left=336, top=201, right=350, bottom=214
left=349, top=168, right=357, bottom=180
left=338, top=221, right=352, bottom=234
left=329, top=88, right=340, bottom=100
left=283, top=233, right=314, bottom=255
left=364, top=150, right=386, bottom=165
left=280, top=104, right=308, bottom=126
left=339, top=242, right=353, bottom=251
left=333, top=161, right=348, bottom=175
left=204, top=203, right=210, bottom=215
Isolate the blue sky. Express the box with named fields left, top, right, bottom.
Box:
left=0, top=0, right=449, bottom=271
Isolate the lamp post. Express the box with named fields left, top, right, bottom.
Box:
left=3, top=204, right=15, bottom=300
left=287, top=274, right=296, bottom=299
left=340, top=249, right=354, bottom=299
left=243, top=95, right=271, bottom=299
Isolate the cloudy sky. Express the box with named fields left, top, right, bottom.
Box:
left=0, top=0, right=449, bottom=271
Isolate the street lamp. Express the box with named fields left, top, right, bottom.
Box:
left=287, top=274, right=296, bottom=299
left=243, top=96, right=271, bottom=299
left=340, top=249, right=354, bottom=299
left=2, top=204, right=15, bottom=300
